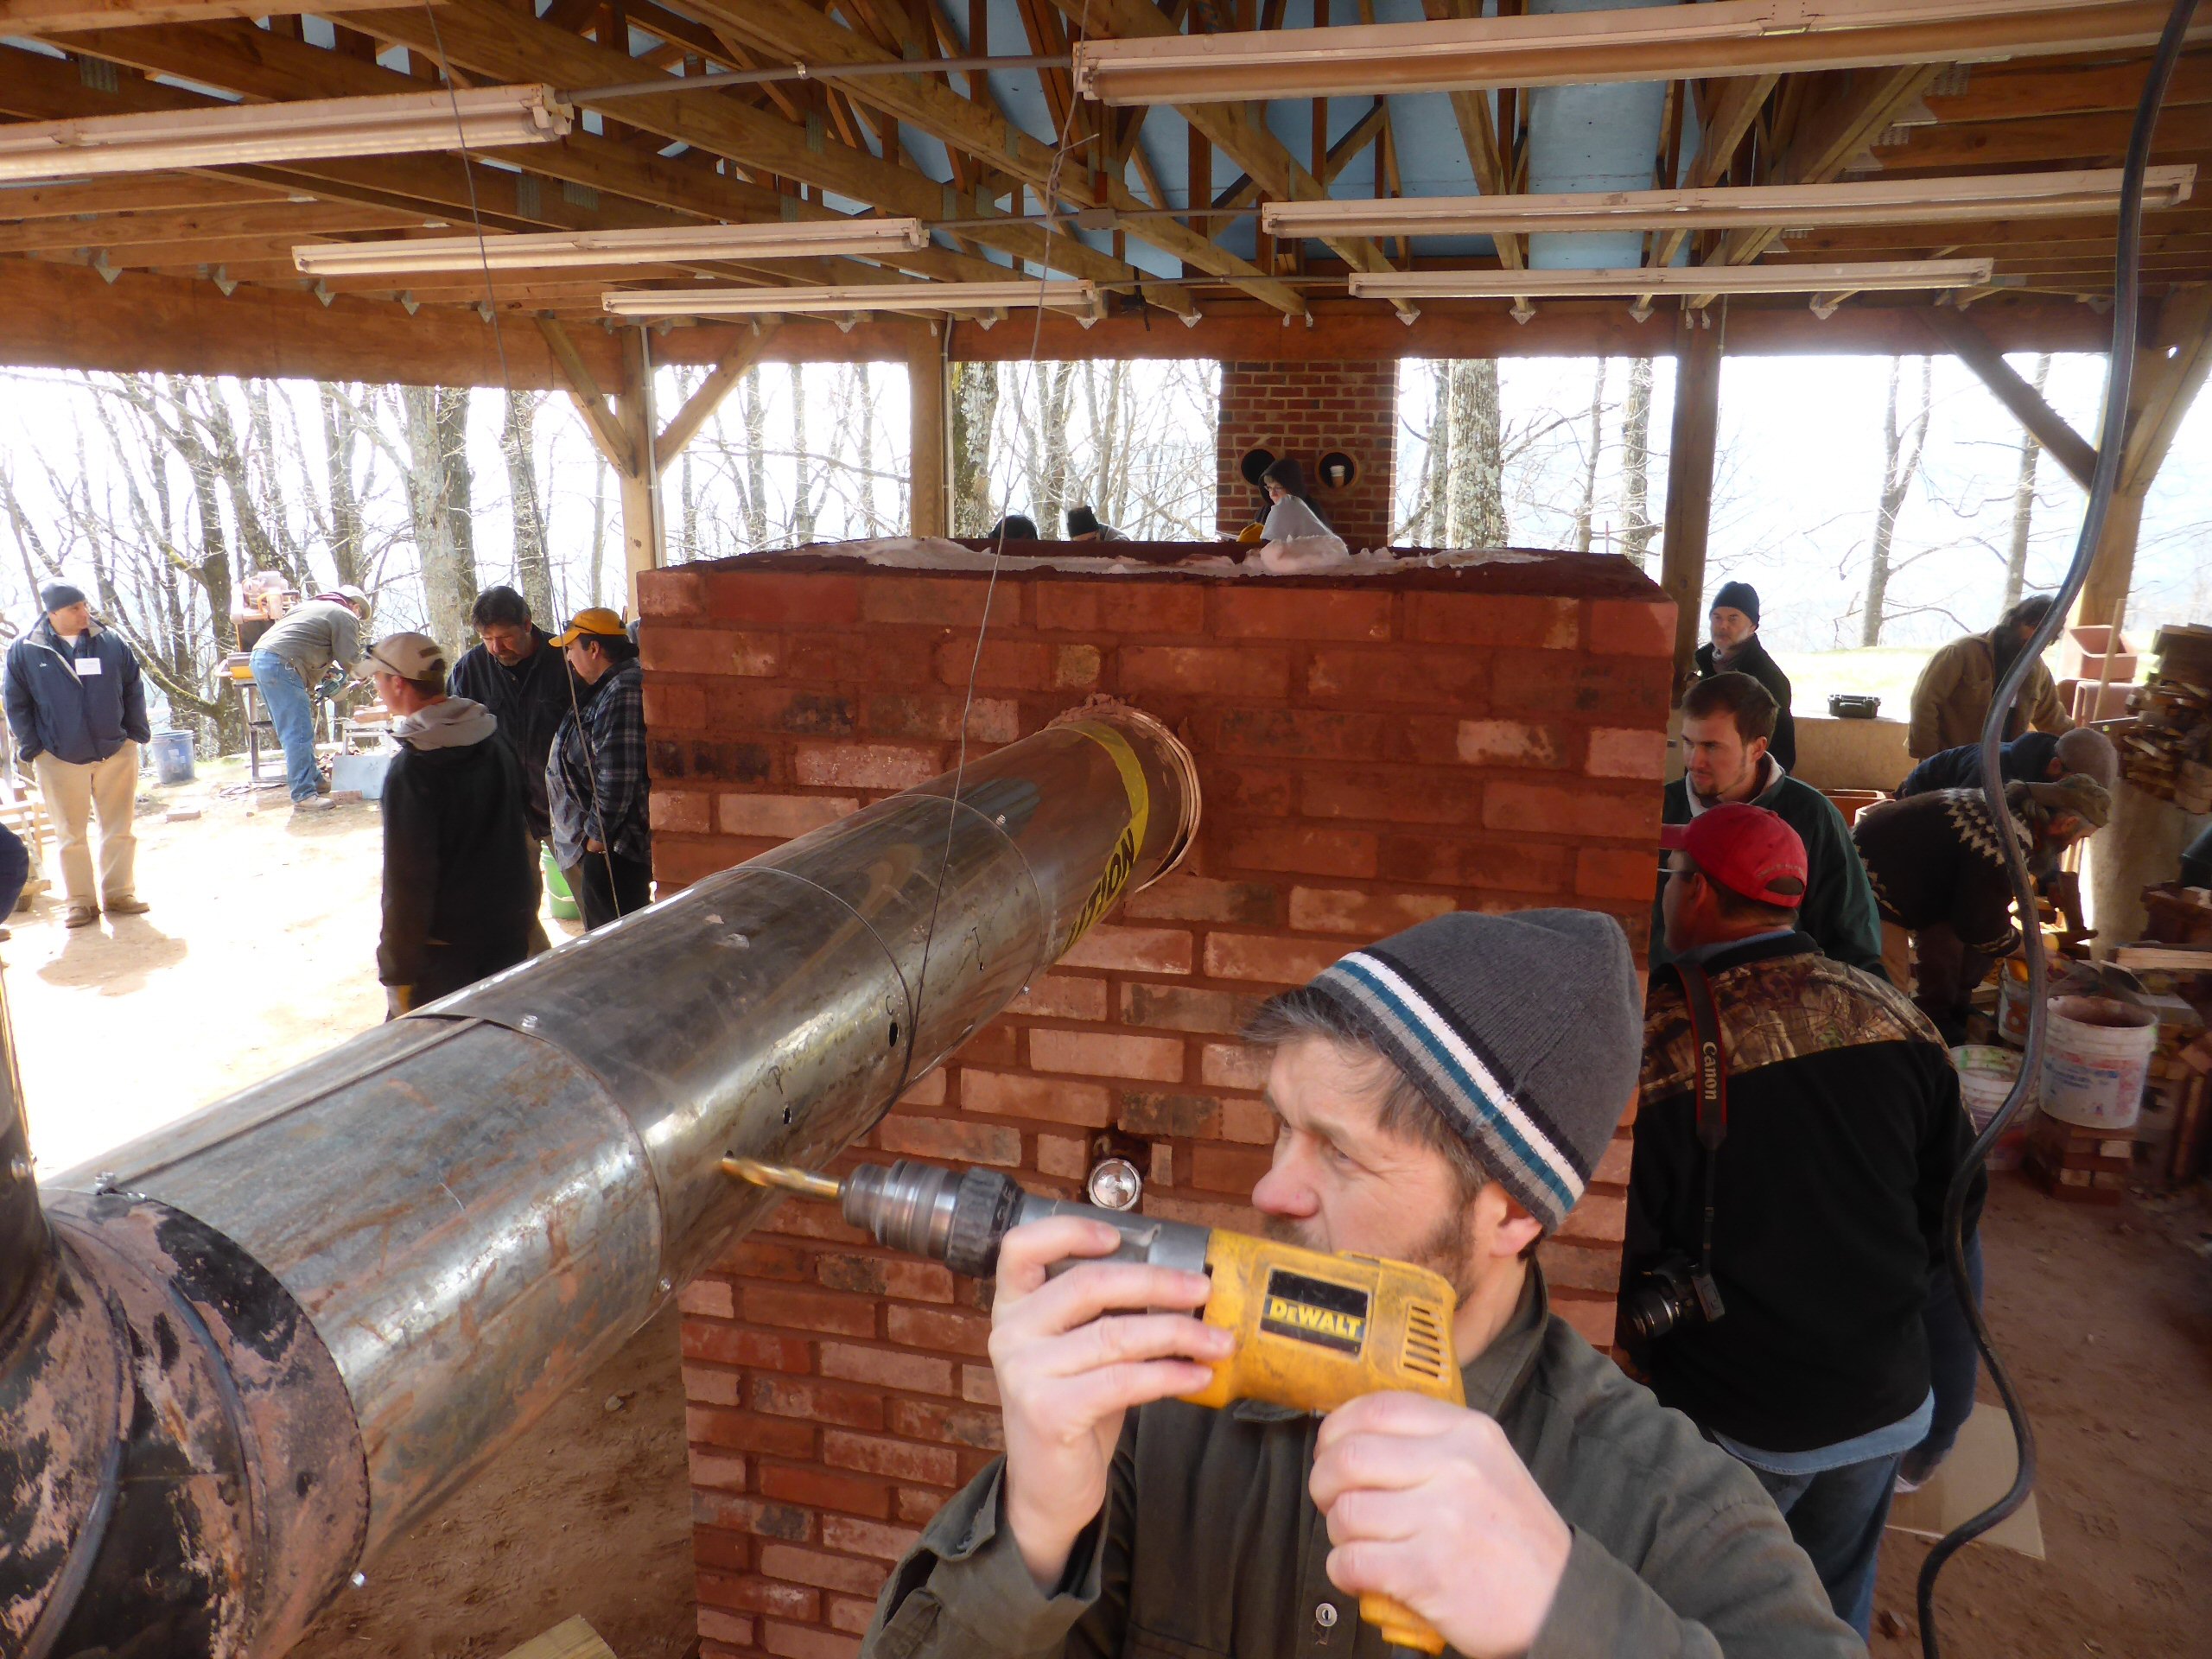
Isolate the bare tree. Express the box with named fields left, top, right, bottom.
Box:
left=2001, top=353, right=2052, bottom=610
left=1859, top=355, right=1933, bottom=645
left=1444, top=359, right=1508, bottom=549
left=789, top=360, right=817, bottom=545
left=1573, top=359, right=1610, bottom=553
left=398, top=385, right=479, bottom=655
left=1617, top=356, right=1657, bottom=567
left=950, top=360, right=999, bottom=532
left=501, top=389, right=555, bottom=620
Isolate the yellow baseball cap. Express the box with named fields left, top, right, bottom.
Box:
left=550, top=607, right=628, bottom=646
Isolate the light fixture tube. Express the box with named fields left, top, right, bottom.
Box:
left=1263, top=167, right=2196, bottom=240
left=0, top=85, right=571, bottom=185
left=602, top=280, right=1100, bottom=318
left=1074, top=0, right=2212, bottom=105
left=1347, top=259, right=1996, bottom=301
left=296, top=216, right=930, bottom=277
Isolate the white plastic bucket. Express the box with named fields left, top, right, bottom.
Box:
left=2038, top=996, right=2157, bottom=1129
left=1998, top=968, right=2031, bottom=1047
left=1953, top=1046, right=2034, bottom=1171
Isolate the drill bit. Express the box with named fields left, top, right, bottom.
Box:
left=722, top=1157, right=842, bottom=1200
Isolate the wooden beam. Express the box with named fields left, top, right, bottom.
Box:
left=42, top=20, right=1014, bottom=288
left=351, top=0, right=1185, bottom=299
left=2117, top=281, right=2212, bottom=490
left=537, top=315, right=637, bottom=475
left=1039, top=0, right=1397, bottom=289
left=1874, top=105, right=2212, bottom=172
left=0, top=0, right=387, bottom=24
left=1927, top=50, right=2212, bottom=124
left=907, top=322, right=948, bottom=537
left=655, top=321, right=776, bottom=464
left=2077, top=283, right=2212, bottom=625
left=1652, top=73, right=1778, bottom=270
left=1660, top=304, right=1725, bottom=692
left=1713, top=65, right=1945, bottom=270
left=671, top=0, right=1294, bottom=315
left=1423, top=0, right=1521, bottom=270
left=1920, top=304, right=2099, bottom=488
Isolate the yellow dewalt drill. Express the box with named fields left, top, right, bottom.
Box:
left=728, top=1156, right=1464, bottom=1656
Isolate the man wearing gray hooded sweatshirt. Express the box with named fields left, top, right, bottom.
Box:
left=365, top=632, right=534, bottom=1015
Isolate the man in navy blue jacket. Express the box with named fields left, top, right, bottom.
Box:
left=2, top=582, right=150, bottom=928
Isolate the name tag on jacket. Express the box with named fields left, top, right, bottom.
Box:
left=73, top=658, right=103, bottom=677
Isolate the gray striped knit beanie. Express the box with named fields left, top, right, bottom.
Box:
left=1308, top=910, right=1643, bottom=1232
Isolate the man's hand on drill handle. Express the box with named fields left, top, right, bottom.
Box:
left=1312, top=1393, right=1572, bottom=1659
left=989, top=1217, right=1232, bottom=1596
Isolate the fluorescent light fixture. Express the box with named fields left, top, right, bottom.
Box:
left=1265, top=167, right=2197, bottom=240
left=1348, top=259, right=1996, bottom=302
left=0, top=85, right=571, bottom=185
left=1073, top=0, right=2212, bottom=105
left=603, top=280, right=1101, bottom=319
left=295, top=217, right=930, bottom=277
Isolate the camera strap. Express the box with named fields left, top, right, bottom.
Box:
left=1675, top=961, right=1729, bottom=1272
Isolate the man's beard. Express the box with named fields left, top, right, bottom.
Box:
left=1259, top=1211, right=1481, bottom=1305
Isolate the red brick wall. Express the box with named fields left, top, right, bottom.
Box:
left=637, top=551, right=1674, bottom=1659
left=1217, top=359, right=1397, bottom=550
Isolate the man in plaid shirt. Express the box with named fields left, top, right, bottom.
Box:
left=547, top=608, right=652, bottom=929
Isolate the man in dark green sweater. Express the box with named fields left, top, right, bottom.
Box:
left=1652, top=672, right=1886, bottom=982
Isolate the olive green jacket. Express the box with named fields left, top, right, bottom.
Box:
left=861, top=1271, right=1861, bottom=1659
left=1907, top=631, right=2072, bottom=759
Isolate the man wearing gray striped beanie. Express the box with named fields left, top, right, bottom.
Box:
left=868, top=910, right=1853, bottom=1659
left=1237, top=910, right=1852, bottom=1656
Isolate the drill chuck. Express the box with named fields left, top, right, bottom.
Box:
left=836, top=1159, right=1208, bottom=1278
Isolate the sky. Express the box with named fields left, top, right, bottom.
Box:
left=0, top=346, right=2203, bottom=695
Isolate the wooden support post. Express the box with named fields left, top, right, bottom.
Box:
left=2076, top=284, right=2212, bottom=629
left=907, top=321, right=949, bottom=538
left=614, top=327, right=661, bottom=613
left=1659, top=304, right=1725, bottom=696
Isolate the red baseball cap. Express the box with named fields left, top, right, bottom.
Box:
left=1660, top=804, right=1808, bottom=908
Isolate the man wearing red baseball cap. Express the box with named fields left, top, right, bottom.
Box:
left=1626, top=803, right=1983, bottom=1642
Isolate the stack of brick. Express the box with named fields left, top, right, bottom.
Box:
left=1216, top=359, right=1396, bottom=550
left=637, top=547, right=1675, bottom=1659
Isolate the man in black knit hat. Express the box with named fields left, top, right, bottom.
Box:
left=1692, top=580, right=1795, bottom=772
left=864, top=911, right=1858, bottom=1658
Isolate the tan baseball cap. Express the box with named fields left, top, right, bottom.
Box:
left=365, top=632, right=447, bottom=679
left=550, top=607, right=629, bottom=646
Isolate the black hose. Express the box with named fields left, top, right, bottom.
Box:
left=1916, top=3, right=2201, bottom=1652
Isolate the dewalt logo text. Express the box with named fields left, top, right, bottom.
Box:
left=1258, top=1268, right=1370, bottom=1357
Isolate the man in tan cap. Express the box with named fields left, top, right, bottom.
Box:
left=365, top=632, right=534, bottom=1014
left=547, top=607, right=652, bottom=929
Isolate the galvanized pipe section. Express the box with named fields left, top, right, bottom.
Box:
left=5, top=709, right=1196, bottom=1656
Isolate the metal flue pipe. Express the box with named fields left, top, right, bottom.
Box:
left=0, top=707, right=1198, bottom=1658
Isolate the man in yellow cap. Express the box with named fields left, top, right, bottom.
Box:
left=547, top=607, right=652, bottom=928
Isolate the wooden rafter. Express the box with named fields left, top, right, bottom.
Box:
left=677, top=0, right=1301, bottom=315
left=1423, top=0, right=1521, bottom=270
left=537, top=315, right=638, bottom=475
left=353, top=0, right=1192, bottom=302
left=657, top=321, right=778, bottom=463
left=1919, top=303, right=2098, bottom=487
left=1039, top=0, right=1402, bottom=288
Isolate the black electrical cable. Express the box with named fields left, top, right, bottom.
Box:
left=1916, top=3, right=2199, bottom=1652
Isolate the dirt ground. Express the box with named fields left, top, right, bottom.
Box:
left=8, top=760, right=2210, bottom=1657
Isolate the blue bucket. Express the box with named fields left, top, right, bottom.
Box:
left=149, top=729, right=195, bottom=785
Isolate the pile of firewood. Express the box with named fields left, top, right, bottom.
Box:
left=2120, top=626, right=2212, bottom=810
